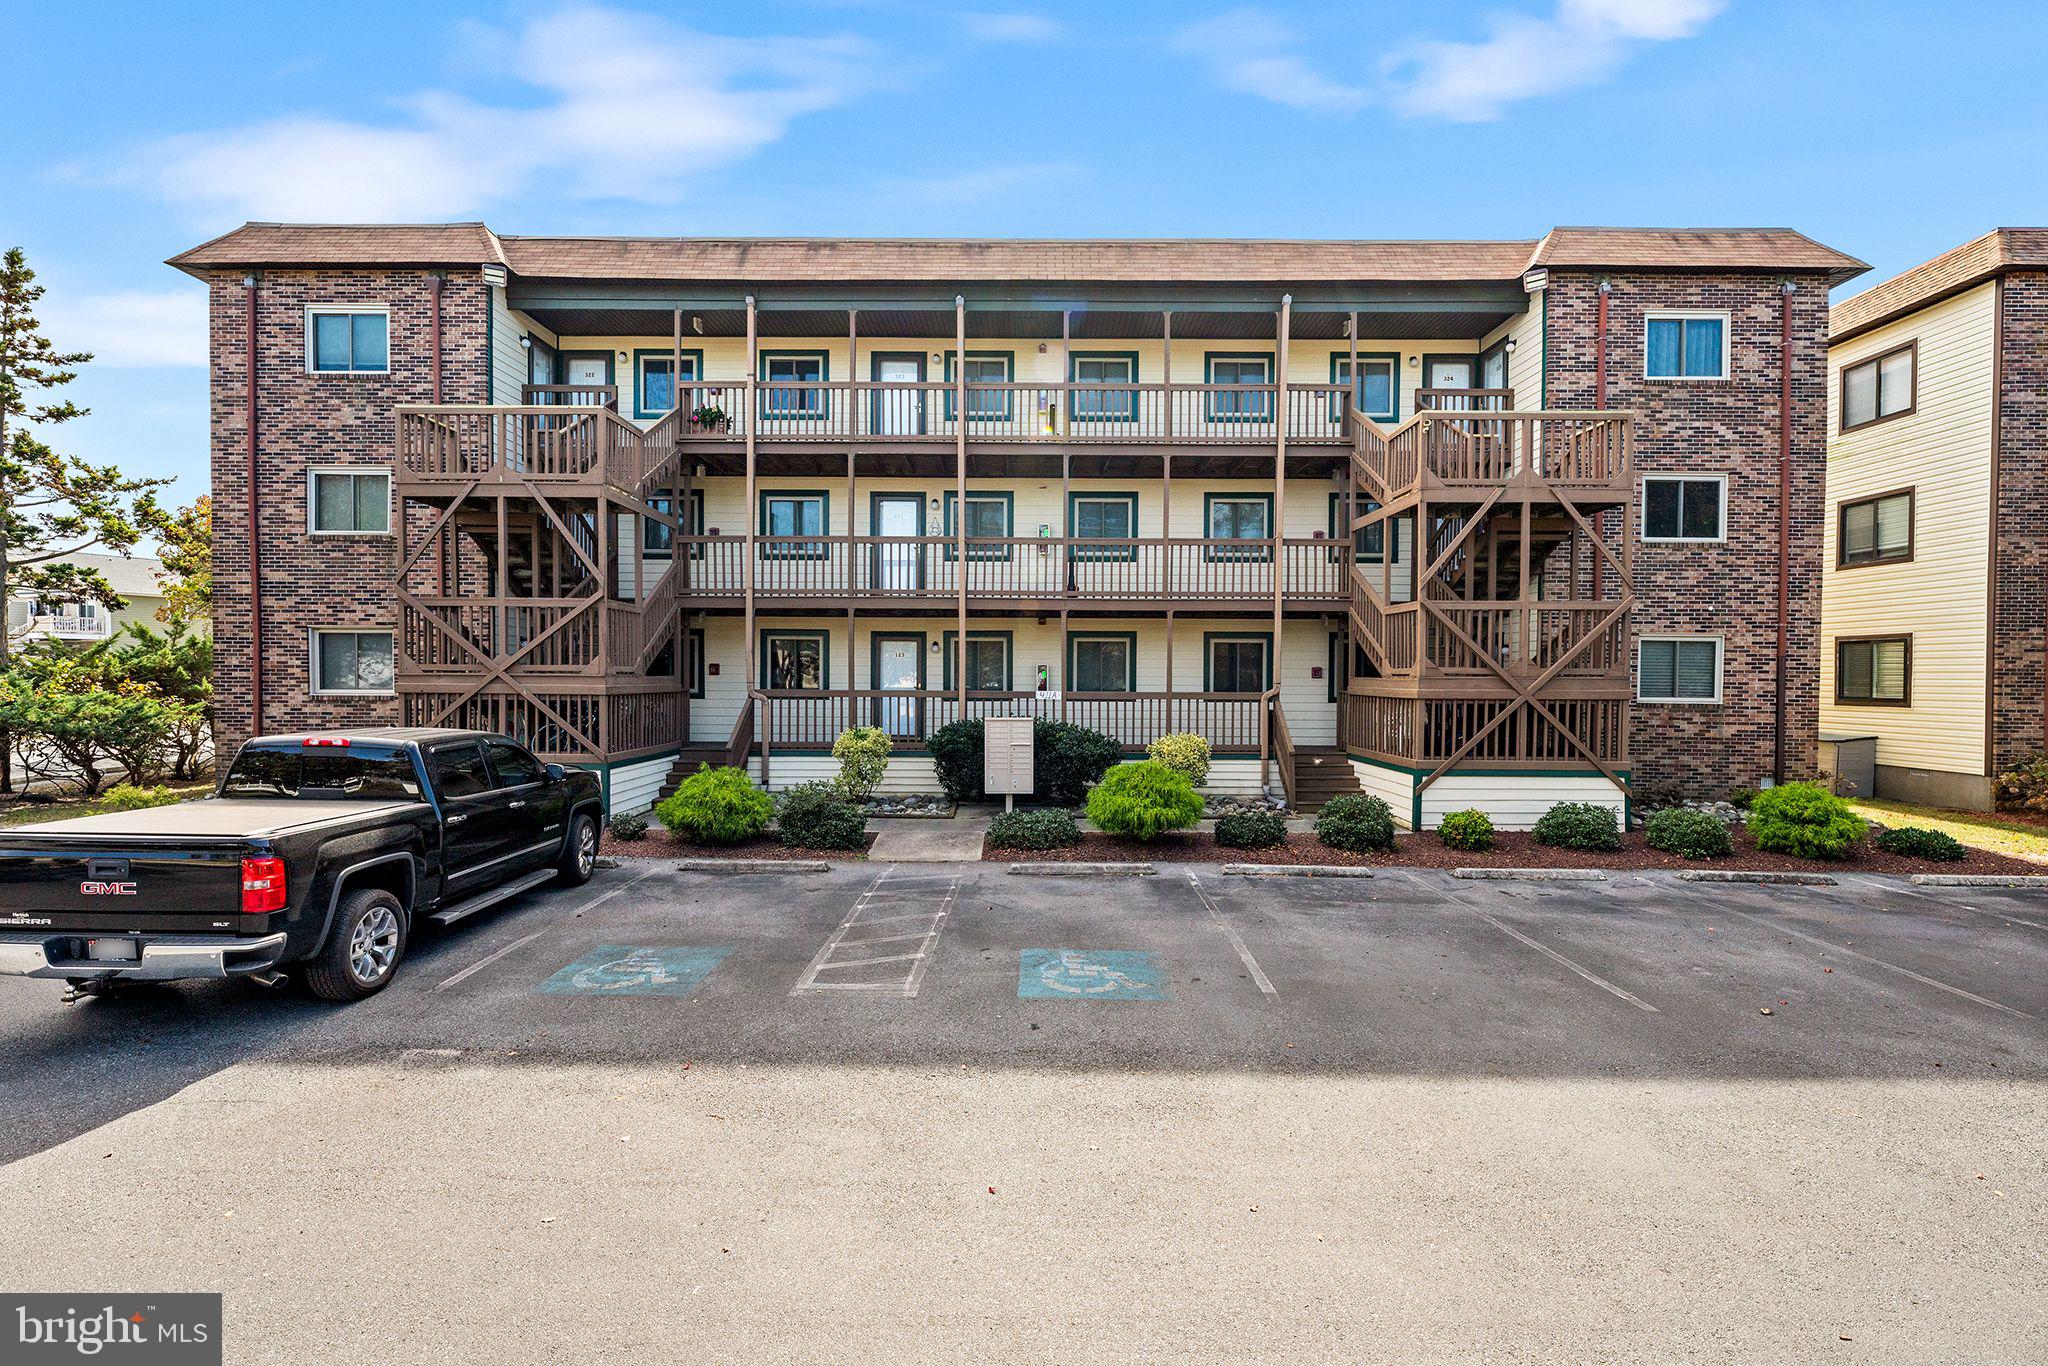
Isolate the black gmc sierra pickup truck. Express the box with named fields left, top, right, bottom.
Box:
left=0, top=728, right=604, bottom=1002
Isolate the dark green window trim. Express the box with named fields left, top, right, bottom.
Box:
left=1327, top=491, right=1384, bottom=564
left=1068, top=350, right=1140, bottom=423
left=688, top=628, right=706, bottom=700
left=1204, top=351, right=1274, bottom=422
left=758, top=488, right=830, bottom=561
left=1329, top=351, right=1400, bottom=423
left=1067, top=490, right=1139, bottom=562
left=633, top=347, right=703, bottom=421
left=942, top=630, right=1015, bottom=692
left=1478, top=337, right=1510, bottom=391
left=644, top=488, right=705, bottom=560
left=559, top=350, right=614, bottom=385
left=868, top=630, right=927, bottom=697
left=1202, top=631, right=1273, bottom=693
left=866, top=491, right=927, bottom=590
left=759, top=628, right=830, bottom=693
left=943, top=350, right=1016, bottom=421
left=943, top=489, right=1014, bottom=562
left=758, top=349, right=831, bottom=421
left=1066, top=631, right=1138, bottom=693
left=1203, top=491, right=1274, bottom=563
left=1422, top=353, right=1481, bottom=388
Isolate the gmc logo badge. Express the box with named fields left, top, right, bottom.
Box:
left=80, top=881, right=138, bottom=896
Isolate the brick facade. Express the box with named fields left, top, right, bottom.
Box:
left=1991, top=272, right=2048, bottom=773
left=1543, top=271, right=1831, bottom=794
left=207, top=268, right=487, bottom=750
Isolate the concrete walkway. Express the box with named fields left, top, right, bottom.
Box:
left=866, top=804, right=995, bottom=861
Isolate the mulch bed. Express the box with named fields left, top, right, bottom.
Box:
left=986, top=829, right=2044, bottom=874
left=608, top=830, right=875, bottom=861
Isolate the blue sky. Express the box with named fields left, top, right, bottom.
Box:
left=5, top=0, right=2044, bottom=509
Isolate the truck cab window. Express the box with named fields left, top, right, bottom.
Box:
left=429, top=744, right=493, bottom=799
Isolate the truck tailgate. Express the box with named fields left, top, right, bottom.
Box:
left=0, top=842, right=247, bottom=935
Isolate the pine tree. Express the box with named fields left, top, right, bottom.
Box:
left=0, top=247, right=174, bottom=789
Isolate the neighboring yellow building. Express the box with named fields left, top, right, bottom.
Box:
left=1822, top=229, right=2048, bottom=809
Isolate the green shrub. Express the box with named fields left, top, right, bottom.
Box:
left=607, top=812, right=649, bottom=841
left=1437, top=808, right=1495, bottom=852
left=986, top=808, right=1081, bottom=851
left=1643, top=807, right=1731, bottom=859
left=654, top=764, right=773, bottom=845
left=774, top=782, right=869, bottom=850
left=1085, top=761, right=1204, bottom=841
left=1726, top=786, right=1760, bottom=811
left=1531, top=802, right=1622, bottom=852
left=1145, top=732, right=1211, bottom=788
left=1872, top=826, right=1968, bottom=862
left=928, top=718, right=1121, bottom=805
left=100, top=783, right=178, bottom=811
left=830, top=726, right=892, bottom=800
left=1315, top=793, right=1396, bottom=853
left=1995, top=752, right=2048, bottom=814
left=1214, top=809, right=1287, bottom=849
left=1747, top=782, right=1868, bottom=860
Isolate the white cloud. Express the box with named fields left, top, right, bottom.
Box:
left=1384, top=0, right=1726, bottom=121
left=38, top=289, right=209, bottom=368
left=1168, top=9, right=1368, bottom=115
left=101, top=4, right=878, bottom=221
left=957, top=12, right=1064, bottom=44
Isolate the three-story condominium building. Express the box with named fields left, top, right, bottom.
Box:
left=1821, top=229, right=2048, bottom=809
left=171, top=224, right=1863, bottom=823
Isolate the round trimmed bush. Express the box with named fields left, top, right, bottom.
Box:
left=1214, top=809, right=1287, bottom=849
left=655, top=764, right=773, bottom=845
left=1315, top=793, right=1396, bottom=853
left=1085, top=761, right=1204, bottom=841
left=775, top=782, right=869, bottom=850
left=1643, top=807, right=1731, bottom=859
left=1531, top=801, right=1622, bottom=852
left=1872, top=825, right=1967, bottom=863
left=1437, top=808, right=1495, bottom=852
left=1747, top=781, right=1867, bottom=860
left=1145, top=732, right=1212, bottom=788
left=986, top=808, right=1081, bottom=851
left=830, top=725, right=893, bottom=800
left=608, top=812, right=649, bottom=842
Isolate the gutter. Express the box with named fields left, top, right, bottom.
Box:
left=1776, top=279, right=1795, bottom=783
left=244, top=273, right=263, bottom=736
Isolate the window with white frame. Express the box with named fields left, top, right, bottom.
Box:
left=1840, top=342, right=1915, bottom=431
left=1641, top=475, right=1725, bottom=542
left=308, top=469, right=391, bottom=534
left=307, top=308, right=389, bottom=374
left=636, top=352, right=700, bottom=418
left=1333, top=354, right=1398, bottom=422
left=1637, top=636, right=1722, bottom=703
left=760, top=352, right=827, bottom=418
left=312, top=630, right=395, bottom=694
left=1645, top=312, right=1728, bottom=379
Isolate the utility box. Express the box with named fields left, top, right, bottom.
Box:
left=983, top=716, right=1036, bottom=809
left=1818, top=734, right=1877, bottom=802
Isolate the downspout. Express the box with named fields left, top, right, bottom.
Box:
left=1593, top=279, right=1609, bottom=602
left=429, top=273, right=445, bottom=403
left=244, top=272, right=263, bottom=737
left=1776, top=279, right=1795, bottom=784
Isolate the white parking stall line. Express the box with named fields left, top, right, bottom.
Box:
left=1186, top=875, right=1277, bottom=997
left=1719, top=906, right=2033, bottom=1019
left=1473, top=911, right=1659, bottom=1013
left=898, top=875, right=958, bottom=1000
left=435, top=931, right=549, bottom=993
left=433, top=863, right=664, bottom=992
left=791, top=868, right=958, bottom=997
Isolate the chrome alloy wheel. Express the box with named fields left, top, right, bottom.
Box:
left=349, top=905, right=401, bottom=984
left=576, top=821, right=597, bottom=876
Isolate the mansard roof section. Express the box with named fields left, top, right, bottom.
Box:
left=1526, top=227, right=1867, bottom=285
left=166, top=222, right=508, bottom=277
left=1830, top=228, right=2048, bottom=343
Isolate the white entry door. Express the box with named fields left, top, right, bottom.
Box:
left=873, top=495, right=922, bottom=592
left=565, top=356, right=609, bottom=387
left=874, top=357, right=924, bottom=435
left=874, top=635, right=923, bottom=738
left=1425, top=358, right=1474, bottom=391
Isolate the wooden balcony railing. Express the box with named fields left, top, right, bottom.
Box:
left=1414, top=388, right=1513, bottom=412
left=400, top=683, right=684, bottom=763
left=1351, top=409, right=1633, bottom=496
left=1338, top=692, right=1627, bottom=769
left=752, top=689, right=1272, bottom=755
left=396, top=404, right=668, bottom=493
left=522, top=383, right=619, bottom=408
left=665, top=536, right=1349, bottom=601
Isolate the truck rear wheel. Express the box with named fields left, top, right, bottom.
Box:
left=303, top=888, right=407, bottom=1002
left=556, top=812, right=599, bottom=887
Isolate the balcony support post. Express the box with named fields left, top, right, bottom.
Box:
left=1268, top=294, right=1291, bottom=794
left=1164, top=610, right=1175, bottom=734
left=744, top=295, right=759, bottom=779
left=846, top=442, right=856, bottom=729
left=954, top=294, right=967, bottom=714
left=1161, top=451, right=1172, bottom=599
left=1162, top=310, right=1173, bottom=440
left=1061, top=447, right=1073, bottom=594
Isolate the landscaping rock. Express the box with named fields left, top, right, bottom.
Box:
left=860, top=793, right=957, bottom=819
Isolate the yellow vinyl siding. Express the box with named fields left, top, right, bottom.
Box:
left=1820, top=281, right=1997, bottom=777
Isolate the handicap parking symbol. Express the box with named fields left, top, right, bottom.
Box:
left=537, top=945, right=731, bottom=996
left=1018, top=949, right=1168, bottom=1002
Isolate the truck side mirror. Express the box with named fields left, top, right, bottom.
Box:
left=545, top=763, right=566, bottom=781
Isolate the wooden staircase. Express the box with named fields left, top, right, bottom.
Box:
left=1288, top=746, right=1364, bottom=812
left=657, top=743, right=745, bottom=799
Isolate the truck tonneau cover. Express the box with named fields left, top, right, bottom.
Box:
left=0, top=798, right=421, bottom=840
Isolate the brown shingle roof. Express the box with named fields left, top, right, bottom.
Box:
left=166, top=222, right=506, bottom=276
left=1526, top=227, right=1867, bottom=283
left=1830, top=228, right=2048, bottom=342
left=494, top=236, right=1539, bottom=283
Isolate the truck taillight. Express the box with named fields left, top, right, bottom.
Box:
left=241, top=857, right=287, bottom=914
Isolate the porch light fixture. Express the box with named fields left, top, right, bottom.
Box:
left=929, top=641, right=942, bottom=655
left=1503, top=338, right=1517, bottom=354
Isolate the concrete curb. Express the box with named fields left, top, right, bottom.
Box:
left=676, top=859, right=832, bottom=874
left=1908, top=873, right=2048, bottom=888
left=1006, top=862, right=1155, bottom=876
left=1676, top=870, right=1838, bottom=886
left=1450, top=867, right=1607, bottom=882
left=1220, top=864, right=1374, bottom=878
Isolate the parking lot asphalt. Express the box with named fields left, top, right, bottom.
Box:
left=2, top=864, right=2044, bottom=1361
